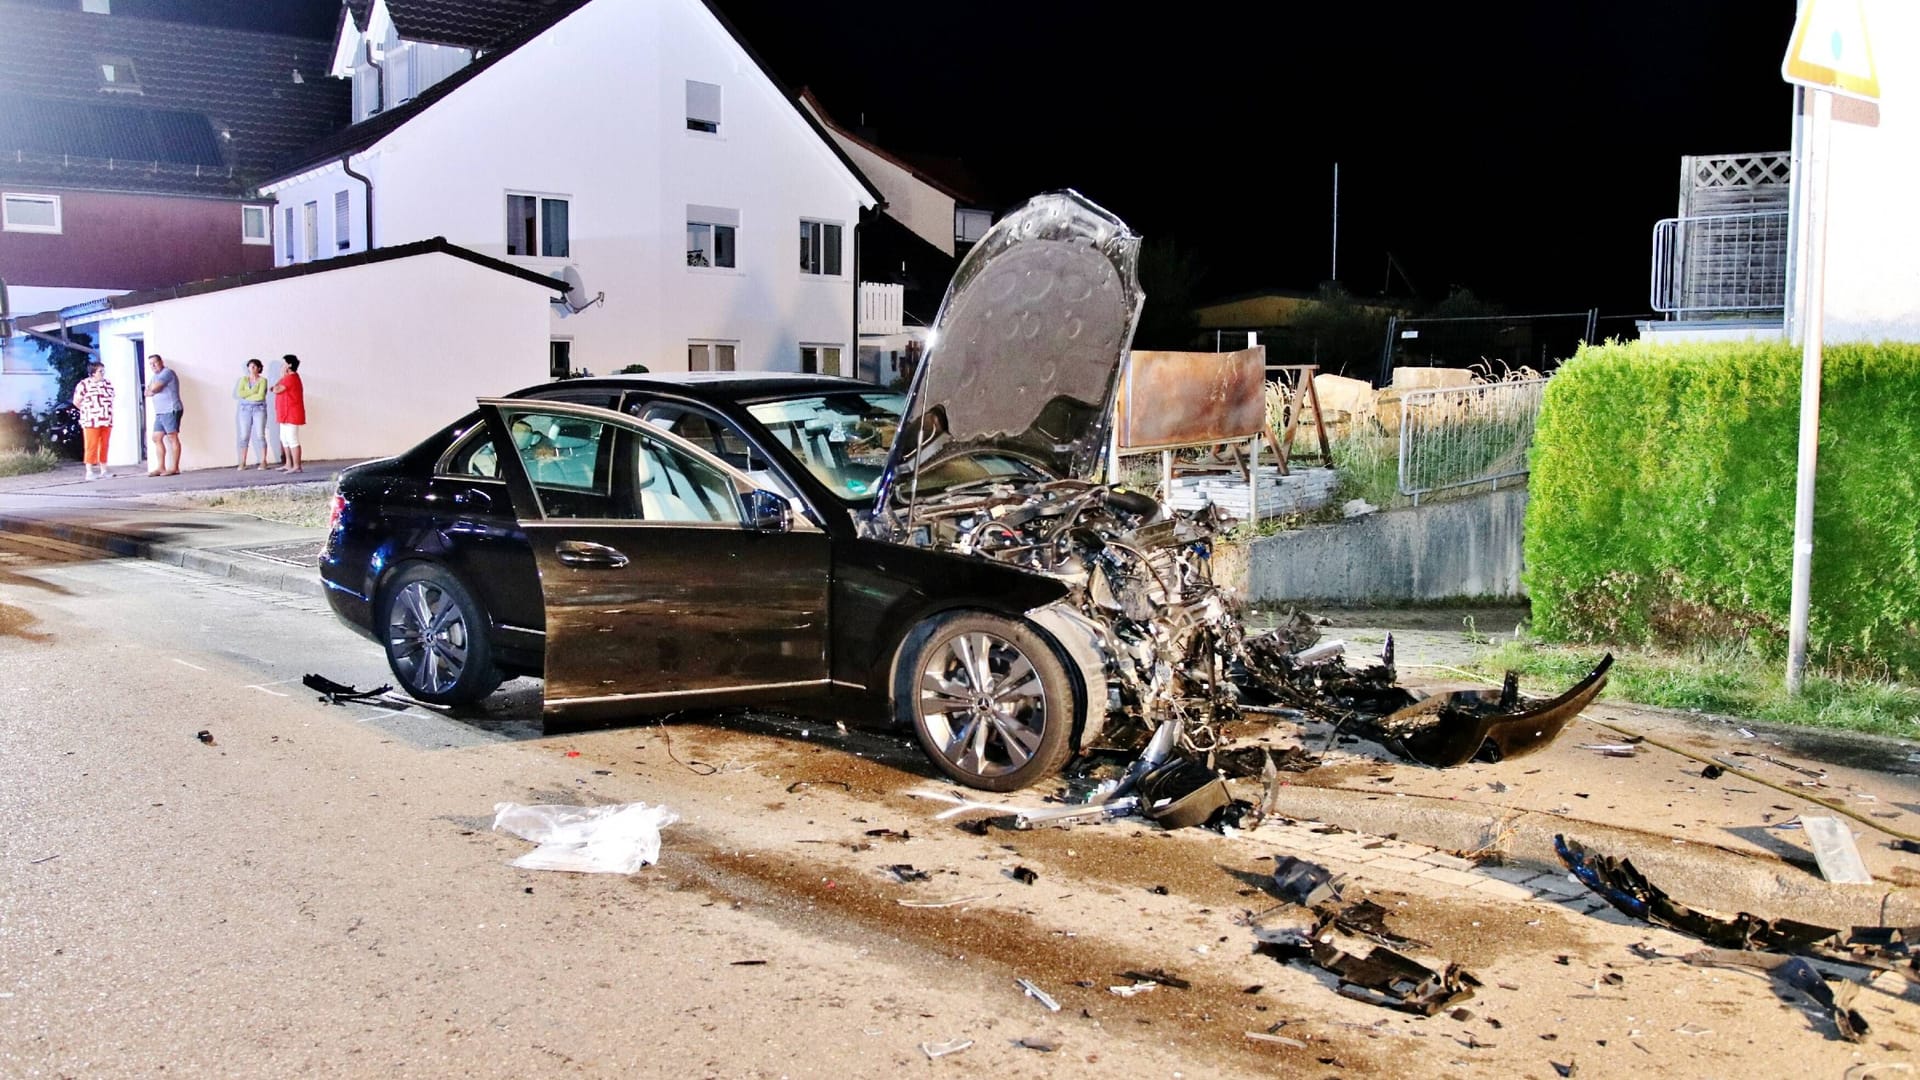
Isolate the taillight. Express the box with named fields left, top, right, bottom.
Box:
left=327, top=492, right=346, bottom=532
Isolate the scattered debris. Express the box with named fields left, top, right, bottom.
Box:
left=195, top=729, right=215, bottom=745
left=1015, top=1036, right=1060, bottom=1053
left=786, top=780, right=850, bottom=794
left=1893, top=839, right=1920, bottom=855
left=1256, top=929, right=1478, bottom=1016
left=1272, top=855, right=1341, bottom=907
left=1011, top=866, right=1039, bottom=885
left=1556, top=835, right=1838, bottom=952
left=1777, top=956, right=1870, bottom=1042
left=1138, top=757, right=1230, bottom=829
left=301, top=672, right=392, bottom=705
left=865, top=828, right=911, bottom=842
left=1552, top=1060, right=1579, bottom=1078
left=1118, top=968, right=1191, bottom=990
left=491, top=801, right=677, bottom=874
left=1579, top=744, right=1640, bottom=758
left=1700, top=764, right=1725, bottom=780
left=920, top=1038, right=973, bottom=1059
left=1108, top=981, right=1158, bottom=998
left=1802, top=817, right=1873, bottom=884
left=730, top=960, right=767, bottom=967
left=1016, top=978, right=1061, bottom=1012
left=896, top=895, right=987, bottom=909
left=885, top=864, right=932, bottom=884
left=1675, top=1023, right=1713, bottom=1037
left=1246, top=1030, right=1308, bottom=1049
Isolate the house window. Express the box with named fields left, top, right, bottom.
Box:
left=799, top=343, right=842, bottom=377
left=799, top=220, right=842, bottom=276
left=333, top=191, right=351, bottom=250
left=283, top=206, right=296, bottom=261
left=302, top=202, right=319, bottom=263
left=686, top=80, right=721, bottom=133
left=507, top=193, right=569, bottom=258
left=688, top=341, right=737, bottom=372
left=686, top=205, right=738, bottom=269
left=956, top=208, right=992, bottom=245
left=1, top=193, right=61, bottom=234
left=242, top=204, right=270, bottom=245
left=96, top=55, right=141, bottom=93
left=550, top=340, right=573, bottom=379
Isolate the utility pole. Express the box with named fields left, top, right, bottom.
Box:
left=1330, top=161, right=1340, bottom=284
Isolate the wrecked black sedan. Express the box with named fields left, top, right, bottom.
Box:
left=322, top=191, right=1605, bottom=791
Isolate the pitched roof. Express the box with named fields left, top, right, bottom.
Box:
left=384, top=0, right=559, bottom=50
left=274, top=0, right=881, bottom=206
left=20, top=235, right=566, bottom=328
left=0, top=2, right=350, bottom=198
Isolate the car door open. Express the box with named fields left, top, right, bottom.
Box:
left=477, top=399, right=832, bottom=719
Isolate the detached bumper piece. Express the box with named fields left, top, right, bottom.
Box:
left=1369, top=655, right=1614, bottom=768
left=1257, top=934, right=1479, bottom=1016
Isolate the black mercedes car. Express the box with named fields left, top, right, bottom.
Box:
left=322, top=192, right=1150, bottom=791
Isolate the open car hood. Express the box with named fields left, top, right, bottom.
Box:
left=874, top=191, right=1143, bottom=518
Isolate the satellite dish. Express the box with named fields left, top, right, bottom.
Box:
left=552, top=265, right=604, bottom=316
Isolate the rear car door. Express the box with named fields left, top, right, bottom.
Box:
left=476, top=399, right=832, bottom=717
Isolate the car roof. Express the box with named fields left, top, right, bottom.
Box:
left=515, top=372, right=894, bottom=405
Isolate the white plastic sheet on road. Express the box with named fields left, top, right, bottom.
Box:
left=491, top=801, right=678, bottom=874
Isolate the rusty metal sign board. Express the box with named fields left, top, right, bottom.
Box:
left=1113, top=347, right=1267, bottom=452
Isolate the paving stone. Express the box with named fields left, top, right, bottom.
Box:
left=1365, top=855, right=1432, bottom=876
left=1417, top=851, right=1478, bottom=872
left=1465, top=878, right=1536, bottom=902
left=1478, top=864, right=1548, bottom=886
left=1528, top=873, right=1589, bottom=899
left=1417, top=866, right=1485, bottom=889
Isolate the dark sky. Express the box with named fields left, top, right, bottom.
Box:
left=50, top=0, right=1801, bottom=315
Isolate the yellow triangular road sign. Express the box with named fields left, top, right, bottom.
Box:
left=1783, top=0, right=1880, bottom=101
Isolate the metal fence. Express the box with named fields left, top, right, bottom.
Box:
left=1396, top=378, right=1548, bottom=503
left=1650, top=209, right=1789, bottom=317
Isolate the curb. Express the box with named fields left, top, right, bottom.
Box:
left=1261, top=783, right=1920, bottom=930
left=0, top=513, right=325, bottom=600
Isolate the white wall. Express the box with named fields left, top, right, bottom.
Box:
left=269, top=0, right=873, bottom=378
left=1791, top=0, right=1920, bottom=342
left=83, top=253, right=554, bottom=469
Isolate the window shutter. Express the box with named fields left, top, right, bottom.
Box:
left=333, top=190, right=350, bottom=250
left=686, top=80, right=721, bottom=130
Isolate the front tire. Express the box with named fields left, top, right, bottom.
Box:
left=899, top=611, right=1076, bottom=792
left=381, top=563, right=502, bottom=706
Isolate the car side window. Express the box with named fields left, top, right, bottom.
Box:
left=629, top=427, right=742, bottom=525
left=444, top=422, right=501, bottom=479
left=637, top=401, right=799, bottom=502
left=500, top=409, right=621, bottom=519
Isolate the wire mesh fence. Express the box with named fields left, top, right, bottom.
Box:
left=1396, top=378, right=1548, bottom=503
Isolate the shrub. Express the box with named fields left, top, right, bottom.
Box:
left=0, top=447, right=60, bottom=477
left=1526, top=338, right=1920, bottom=678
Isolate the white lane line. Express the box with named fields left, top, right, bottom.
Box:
left=353, top=707, right=409, bottom=724
left=246, top=685, right=291, bottom=698
left=170, top=658, right=208, bottom=672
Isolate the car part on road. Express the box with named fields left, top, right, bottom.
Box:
left=1271, top=854, right=1341, bottom=907
left=1803, top=816, right=1874, bottom=884
left=491, top=800, right=677, bottom=874
left=1137, top=757, right=1231, bottom=828
left=1016, top=977, right=1061, bottom=1011
left=301, top=672, right=393, bottom=705
left=919, top=1038, right=972, bottom=1060
left=1255, top=927, right=1480, bottom=1016
left=381, top=564, right=501, bottom=706
left=195, top=729, right=215, bottom=745
left=1776, top=956, right=1871, bottom=1042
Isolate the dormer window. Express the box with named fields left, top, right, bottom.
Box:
left=97, top=56, right=141, bottom=94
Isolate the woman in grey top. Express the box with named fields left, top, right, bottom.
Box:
left=234, top=358, right=270, bottom=470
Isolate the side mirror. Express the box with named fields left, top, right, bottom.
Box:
left=740, top=489, right=790, bottom=533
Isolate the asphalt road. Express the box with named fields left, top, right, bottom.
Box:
left=3, top=534, right=1916, bottom=1078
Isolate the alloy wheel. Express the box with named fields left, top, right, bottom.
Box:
left=917, top=630, right=1049, bottom=779
left=387, top=580, right=470, bottom=696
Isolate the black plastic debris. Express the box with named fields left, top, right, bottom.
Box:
left=956, top=818, right=992, bottom=836
left=195, top=729, right=215, bottom=745
left=1138, top=758, right=1230, bottom=829
left=1778, top=957, right=1870, bottom=1042
left=1701, top=764, right=1725, bottom=780
left=302, top=673, right=394, bottom=705
left=865, top=828, right=911, bottom=842
left=1555, top=835, right=1838, bottom=952
left=1324, top=899, right=1427, bottom=949
left=886, top=864, right=931, bottom=883
left=1011, top=866, right=1039, bottom=885
left=1215, top=745, right=1321, bottom=778
left=1891, top=839, right=1920, bottom=855
left=1298, top=939, right=1478, bottom=1016
left=1119, top=967, right=1191, bottom=989
left=1272, top=855, right=1341, bottom=907
left=730, top=959, right=768, bottom=966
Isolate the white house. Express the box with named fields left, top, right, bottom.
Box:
left=256, top=0, right=882, bottom=382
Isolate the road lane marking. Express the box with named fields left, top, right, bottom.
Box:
left=246, top=685, right=291, bottom=697
left=170, top=658, right=208, bottom=672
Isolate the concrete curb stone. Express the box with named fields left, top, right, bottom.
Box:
left=0, top=512, right=326, bottom=600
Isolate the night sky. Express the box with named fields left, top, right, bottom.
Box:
left=36, top=0, right=1802, bottom=316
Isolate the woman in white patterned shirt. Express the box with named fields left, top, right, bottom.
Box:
left=72, top=360, right=116, bottom=480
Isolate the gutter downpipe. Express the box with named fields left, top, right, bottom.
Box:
left=340, top=151, right=373, bottom=250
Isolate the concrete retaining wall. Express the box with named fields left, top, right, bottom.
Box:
left=1218, top=487, right=1528, bottom=603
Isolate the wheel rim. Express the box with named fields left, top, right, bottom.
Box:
left=918, top=630, right=1048, bottom=779
left=387, top=581, right=469, bottom=695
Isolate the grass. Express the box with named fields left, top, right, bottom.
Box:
left=1470, top=634, right=1920, bottom=740
left=160, top=482, right=334, bottom=528
left=0, top=448, right=60, bottom=477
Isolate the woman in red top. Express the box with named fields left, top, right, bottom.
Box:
left=271, top=354, right=307, bottom=473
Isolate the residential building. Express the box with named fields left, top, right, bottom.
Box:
left=258, top=0, right=881, bottom=381
left=1644, top=1, right=1919, bottom=345
left=800, top=89, right=995, bottom=386
left=0, top=0, right=348, bottom=409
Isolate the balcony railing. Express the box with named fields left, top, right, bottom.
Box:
left=858, top=281, right=903, bottom=335
left=1650, top=209, right=1789, bottom=318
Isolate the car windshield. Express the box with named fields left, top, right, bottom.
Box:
left=746, top=392, right=906, bottom=503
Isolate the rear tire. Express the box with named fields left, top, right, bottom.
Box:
left=898, top=611, right=1076, bottom=792
left=381, top=563, right=502, bottom=706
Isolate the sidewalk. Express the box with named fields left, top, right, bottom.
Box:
left=5, top=457, right=1918, bottom=926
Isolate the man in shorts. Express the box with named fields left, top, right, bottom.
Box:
left=272, top=354, right=307, bottom=473
left=145, top=353, right=183, bottom=476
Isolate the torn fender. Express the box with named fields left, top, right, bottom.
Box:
left=1026, top=601, right=1114, bottom=752
left=1379, top=654, right=1614, bottom=768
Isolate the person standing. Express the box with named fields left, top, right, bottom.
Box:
left=233, top=358, right=270, bottom=470
left=72, top=359, right=116, bottom=480
left=145, top=353, right=183, bottom=476
left=271, top=354, right=306, bottom=473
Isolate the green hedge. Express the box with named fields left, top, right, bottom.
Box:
left=1526, top=339, right=1920, bottom=677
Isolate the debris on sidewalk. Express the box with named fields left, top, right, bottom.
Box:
left=1776, top=956, right=1870, bottom=1042
left=302, top=672, right=392, bottom=705
left=1802, top=817, right=1874, bottom=885
left=1272, top=854, right=1341, bottom=907
left=1117, top=967, right=1191, bottom=989
left=1015, top=977, right=1061, bottom=1011
left=195, top=729, right=216, bottom=745
left=1257, top=931, right=1480, bottom=1016
left=919, top=1038, right=972, bottom=1059
left=1010, top=865, right=1039, bottom=885
left=1138, top=757, right=1230, bottom=828
left=884, top=864, right=931, bottom=883
left=1578, top=743, right=1640, bottom=758
left=491, top=801, right=677, bottom=874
